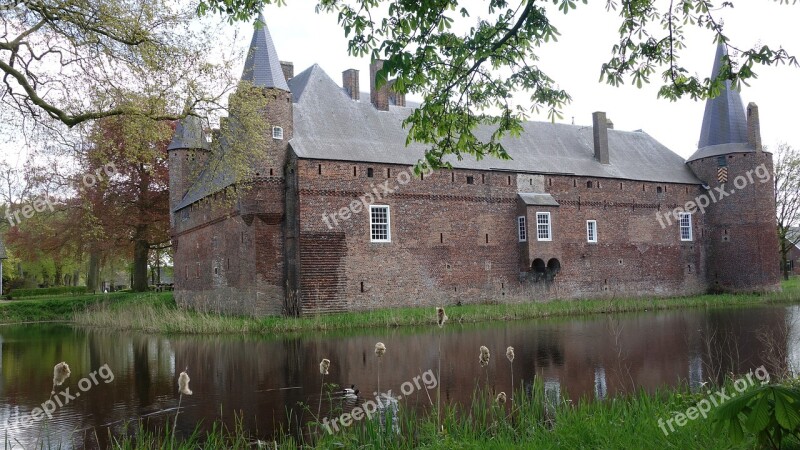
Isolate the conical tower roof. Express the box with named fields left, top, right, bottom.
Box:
left=168, top=114, right=210, bottom=151
left=688, top=43, right=753, bottom=162
left=241, top=14, right=290, bottom=91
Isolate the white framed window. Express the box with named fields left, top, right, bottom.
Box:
left=587, top=220, right=597, bottom=243
left=679, top=212, right=693, bottom=241
left=272, top=126, right=284, bottom=140
left=518, top=216, right=527, bottom=242
left=536, top=212, right=551, bottom=241
left=370, top=205, right=391, bottom=242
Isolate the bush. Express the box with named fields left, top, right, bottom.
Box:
left=11, top=286, right=88, bottom=298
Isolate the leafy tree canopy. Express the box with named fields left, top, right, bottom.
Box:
left=0, top=0, right=239, bottom=129
left=199, top=0, right=797, bottom=171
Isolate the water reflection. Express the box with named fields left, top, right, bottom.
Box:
left=0, top=304, right=794, bottom=448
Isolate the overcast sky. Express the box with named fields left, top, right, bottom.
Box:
left=257, top=0, right=799, bottom=159
left=1, top=1, right=798, bottom=165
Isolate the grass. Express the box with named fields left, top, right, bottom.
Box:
left=69, top=278, right=800, bottom=334
left=0, top=291, right=172, bottom=325
left=92, top=378, right=796, bottom=449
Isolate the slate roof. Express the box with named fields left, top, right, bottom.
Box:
left=288, top=64, right=700, bottom=184
left=240, top=14, right=290, bottom=92
left=172, top=20, right=705, bottom=212
left=688, top=43, right=755, bottom=162
left=168, top=115, right=210, bottom=151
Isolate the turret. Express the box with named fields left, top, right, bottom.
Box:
left=686, top=43, right=780, bottom=293
left=239, top=13, right=293, bottom=176
left=167, top=114, right=210, bottom=226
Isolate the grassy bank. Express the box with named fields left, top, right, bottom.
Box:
left=100, top=380, right=780, bottom=449
left=0, top=291, right=172, bottom=324
left=70, top=278, right=800, bottom=334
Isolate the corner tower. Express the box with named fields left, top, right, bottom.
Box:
left=239, top=13, right=293, bottom=176
left=167, top=114, right=209, bottom=226
left=687, top=43, right=780, bottom=293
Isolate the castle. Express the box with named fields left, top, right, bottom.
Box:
left=168, top=16, right=780, bottom=316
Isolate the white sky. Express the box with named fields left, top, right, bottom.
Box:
left=1, top=1, right=798, bottom=165
left=258, top=0, right=800, bottom=159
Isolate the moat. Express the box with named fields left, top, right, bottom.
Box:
left=1, top=303, right=798, bottom=448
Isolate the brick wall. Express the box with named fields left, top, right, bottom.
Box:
left=290, top=156, right=709, bottom=313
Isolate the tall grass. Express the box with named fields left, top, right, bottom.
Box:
left=95, top=379, right=763, bottom=449
left=72, top=278, right=800, bottom=335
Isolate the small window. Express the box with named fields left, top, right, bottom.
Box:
left=536, top=212, right=552, bottom=241
left=466, top=176, right=474, bottom=185
left=679, top=212, right=693, bottom=241
left=272, top=126, right=284, bottom=140
left=656, top=186, right=663, bottom=193
left=370, top=205, right=391, bottom=242
left=518, top=216, right=527, bottom=242
left=586, top=220, right=597, bottom=243
left=367, top=167, right=374, bottom=178
left=587, top=181, right=593, bottom=188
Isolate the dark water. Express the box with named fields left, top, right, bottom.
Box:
left=1, top=304, right=798, bottom=448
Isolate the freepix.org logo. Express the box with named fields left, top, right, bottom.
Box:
left=7, top=364, right=115, bottom=429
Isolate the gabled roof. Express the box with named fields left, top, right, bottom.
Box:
left=288, top=64, right=700, bottom=184
left=168, top=115, right=210, bottom=151
left=688, top=44, right=754, bottom=162
left=240, top=14, right=290, bottom=91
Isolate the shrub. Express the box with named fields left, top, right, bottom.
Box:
left=11, top=286, right=88, bottom=298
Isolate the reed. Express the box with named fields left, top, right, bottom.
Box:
left=69, top=278, right=800, bottom=335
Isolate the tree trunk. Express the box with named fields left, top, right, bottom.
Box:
left=87, top=252, right=100, bottom=292
left=781, top=239, right=790, bottom=281
left=132, top=237, right=149, bottom=292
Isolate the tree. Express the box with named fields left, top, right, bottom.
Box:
left=199, top=0, right=797, bottom=171
left=775, top=143, right=800, bottom=280
left=84, top=105, right=172, bottom=292
left=0, top=0, right=238, bottom=128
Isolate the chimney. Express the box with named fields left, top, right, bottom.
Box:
left=280, top=61, right=294, bottom=82
left=747, top=102, right=763, bottom=152
left=370, top=60, right=390, bottom=111
left=592, top=112, right=610, bottom=165
left=389, top=82, right=406, bottom=107
left=342, top=69, right=360, bottom=101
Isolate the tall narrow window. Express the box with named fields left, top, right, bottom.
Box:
left=586, top=220, right=597, bottom=243
left=367, top=167, right=374, bottom=178
left=679, top=213, right=693, bottom=241
left=518, top=216, right=527, bottom=242
left=370, top=205, right=391, bottom=242
left=536, top=212, right=552, bottom=241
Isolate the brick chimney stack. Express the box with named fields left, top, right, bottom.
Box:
left=370, top=60, right=390, bottom=111
left=747, top=102, right=763, bottom=152
left=343, top=69, right=360, bottom=101
left=280, top=61, right=294, bottom=82
left=592, top=112, right=610, bottom=165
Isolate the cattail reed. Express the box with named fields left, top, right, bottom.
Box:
left=435, top=307, right=446, bottom=433
left=436, top=307, right=447, bottom=328
left=178, top=371, right=193, bottom=396
left=318, top=358, right=330, bottom=422
left=479, top=346, right=490, bottom=367
left=480, top=346, right=490, bottom=389
left=506, top=346, right=515, bottom=404
left=52, top=362, right=71, bottom=396
left=173, top=368, right=192, bottom=441
left=375, top=342, right=386, bottom=397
